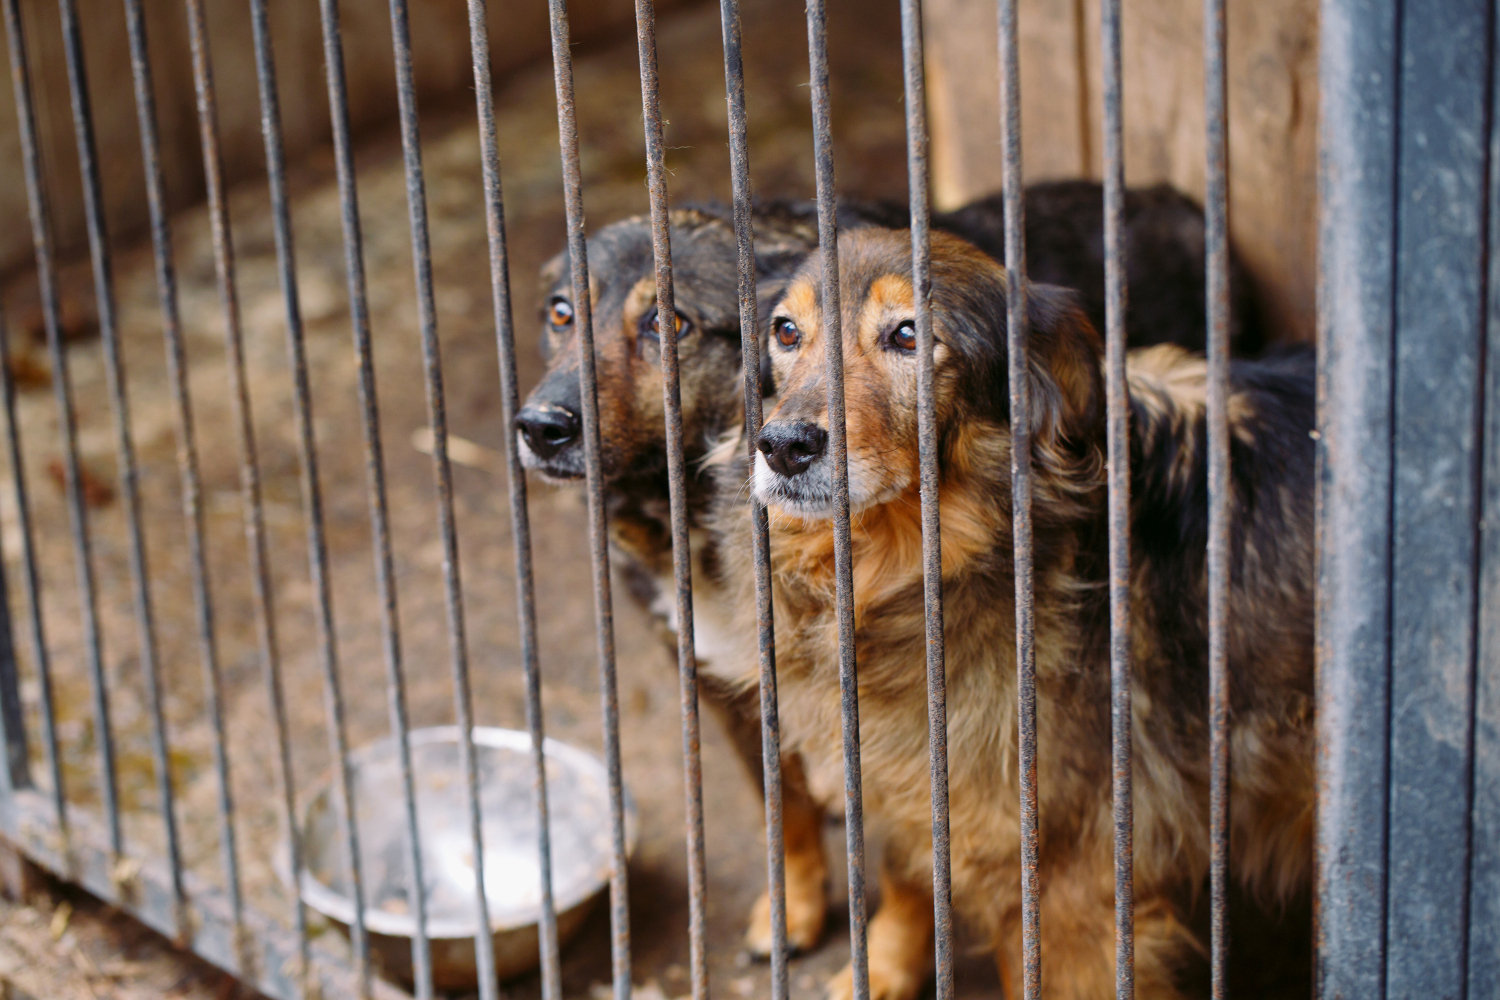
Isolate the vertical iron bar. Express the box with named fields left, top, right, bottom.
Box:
left=0, top=306, right=65, bottom=844
left=998, top=0, right=1038, bottom=996
left=717, top=4, right=788, bottom=997
left=545, top=6, right=632, bottom=999
left=805, top=3, right=868, bottom=998
left=1203, top=0, right=1231, bottom=992
left=3, top=0, right=119, bottom=861
left=384, top=1, right=498, bottom=996
left=120, top=0, right=245, bottom=958
left=0, top=529, right=23, bottom=797
left=897, top=4, right=953, bottom=1000
left=1100, top=0, right=1133, bottom=995
left=182, top=0, right=306, bottom=972
left=0, top=308, right=27, bottom=797
left=312, top=0, right=417, bottom=993
left=464, top=2, right=557, bottom=998
left=632, top=5, right=709, bottom=998
left=56, top=0, right=186, bottom=931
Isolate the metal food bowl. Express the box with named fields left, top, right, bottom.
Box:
left=290, top=726, right=635, bottom=991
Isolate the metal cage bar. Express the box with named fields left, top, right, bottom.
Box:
left=56, top=0, right=187, bottom=933
left=1383, top=0, right=1490, bottom=992
left=0, top=492, right=20, bottom=796
left=0, top=307, right=62, bottom=834
left=183, top=0, right=311, bottom=970
left=384, top=0, right=499, bottom=996
left=120, top=0, right=247, bottom=959
left=313, top=0, right=425, bottom=992
left=1099, top=0, right=1133, bottom=994
left=896, top=5, right=955, bottom=1000
left=464, top=2, right=561, bottom=999
left=803, top=4, right=870, bottom=999
left=716, top=3, right=790, bottom=997
left=545, top=5, right=634, bottom=1000
left=631, top=5, right=711, bottom=1000
left=4, top=0, right=119, bottom=863
left=0, top=0, right=64, bottom=860
left=1202, top=0, right=1231, bottom=991
left=996, top=1, right=1039, bottom=996
left=1313, top=0, right=1399, bottom=994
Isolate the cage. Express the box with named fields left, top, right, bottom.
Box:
left=0, top=0, right=1491, bottom=997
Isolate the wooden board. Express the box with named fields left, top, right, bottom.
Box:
left=925, top=0, right=1318, bottom=341
left=0, top=0, right=683, bottom=279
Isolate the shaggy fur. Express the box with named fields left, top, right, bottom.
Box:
left=514, top=185, right=1269, bottom=959
left=708, top=227, right=1314, bottom=999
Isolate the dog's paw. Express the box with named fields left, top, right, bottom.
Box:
left=742, top=875, right=828, bottom=957
left=824, top=959, right=926, bottom=1000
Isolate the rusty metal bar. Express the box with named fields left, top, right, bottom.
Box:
left=464, top=1, right=558, bottom=997
left=804, top=2, right=868, bottom=997
left=55, top=0, right=189, bottom=912
left=1100, top=0, right=1132, bottom=994
left=897, top=3, right=953, bottom=999
left=120, top=0, right=247, bottom=960
left=0, top=495, right=22, bottom=796
left=997, top=0, right=1038, bottom=996
left=3, top=0, right=118, bottom=861
left=1203, top=0, right=1231, bottom=991
left=545, top=5, right=632, bottom=999
left=312, top=0, right=423, bottom=993
left=0, top=311, right=58, bottom=827
left=632, top=4, right=709, bottom=997
left=181, top=0, right=307, bottom=973
left=717, top=3, right=789, bottom=996
left=384, top=0, right=498, bottom=995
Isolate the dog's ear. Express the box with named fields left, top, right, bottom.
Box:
left=1019, top=282, right=1104, bottom=448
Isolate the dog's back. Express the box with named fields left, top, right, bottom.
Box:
left=1125, top=342, right=1317, bottom=903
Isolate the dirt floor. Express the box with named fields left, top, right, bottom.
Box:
left=0, top=0, right=981, bottom=996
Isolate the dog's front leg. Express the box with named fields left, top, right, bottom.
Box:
left=745, top=752, right=830, bottom=955
left=826, top=866, right=935, bottom=1000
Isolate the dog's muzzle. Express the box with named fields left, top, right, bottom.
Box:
left=757, top=421, right=827, bottom=477
left=515, top=402, right=584, bottom=478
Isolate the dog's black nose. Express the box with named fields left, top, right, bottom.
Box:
left=515, top=404, right=581, bottom=460
left=758, top=421, right=827, bottom=477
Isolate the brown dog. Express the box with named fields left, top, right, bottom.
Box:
left=516, top=186, right=1267, bottom=961
left=710, top=227, right=1314, bottom=999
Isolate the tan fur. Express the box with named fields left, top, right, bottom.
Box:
left=709, top=229, right=1314, bottom=999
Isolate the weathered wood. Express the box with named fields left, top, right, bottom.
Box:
left=924, top=0, right=1318, bottom=340
left=0, top=0, right=687, bottom=279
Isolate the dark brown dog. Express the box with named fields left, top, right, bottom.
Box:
left=515, top=184, right=1267, bottom=958
left=711, top=226, right=1313, bottom=999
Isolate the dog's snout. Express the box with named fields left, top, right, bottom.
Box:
left=515, top=404, right=581, bottom=459
left=757, top=422, right=827, bottom=478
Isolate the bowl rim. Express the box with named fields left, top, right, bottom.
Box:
left=290, top=725, right=637, bottom=939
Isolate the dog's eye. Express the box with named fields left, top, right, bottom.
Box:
left=773, top=317, right=800, bottom=349
left=889, top=320, right=917, bottom=353
left=547, top=297, right=574, bottom=330
left=640, top=305, right=689, bottom=341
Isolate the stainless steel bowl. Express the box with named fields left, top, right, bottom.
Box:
left=291, top=726, right=634, bottom=991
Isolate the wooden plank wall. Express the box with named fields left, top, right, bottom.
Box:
left=925, top=0, right=1318, bottom=341
left=0, top=0, right=678, bottom=279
